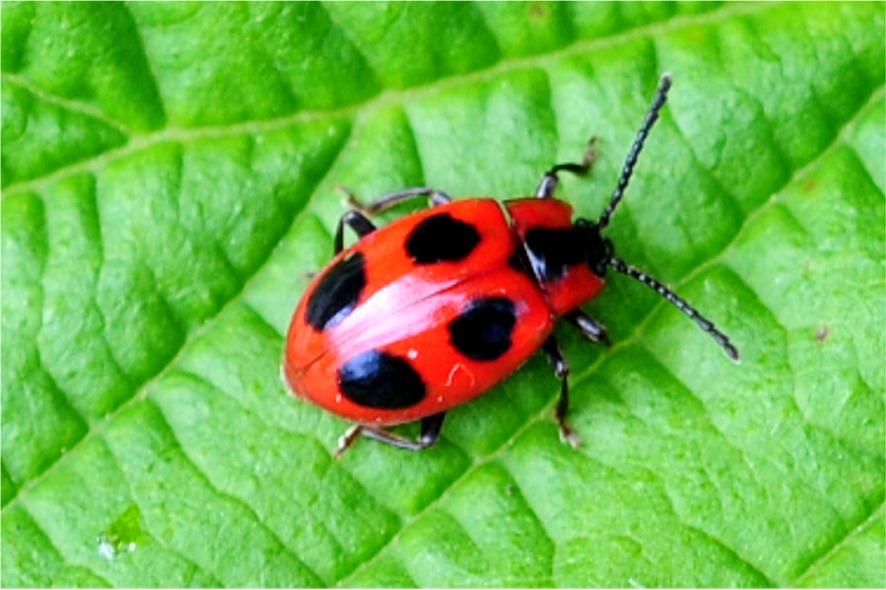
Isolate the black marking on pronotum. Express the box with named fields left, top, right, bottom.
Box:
left=338, top=350, right=426, bottom=409
left=305, top=252, right=366, bottom=331
left=448, top=297, right=517, bottom=361
left=523, top=226, right=586, bottom=282
left=405, top=213, right=481, bottom=264
left=507, top=246, right=536, bottom=281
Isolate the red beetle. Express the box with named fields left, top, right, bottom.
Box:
left=283, top=75, right=738, bottom=454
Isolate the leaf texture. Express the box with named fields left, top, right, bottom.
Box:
left=2, top=2, right=883, bottom=587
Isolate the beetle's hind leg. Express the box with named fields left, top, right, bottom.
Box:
left=534, top=137, right=600, bottom=199
left=334, top=210, right=377, bottom=254
left=333, top=187, right=453, bottom=253
left=334, top=412, right=446, bottom=456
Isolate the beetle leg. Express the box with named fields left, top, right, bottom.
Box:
left=334, top=412, right=446, bottom=456
left=417, top=412, right=446, bottom=446
left=335, top=424, right=365, bottom=457
left=565, top=309, right=610, bottom=345
left=334, top=187, right=453, bottom=252
left=338, top=185, right=452, bottom=215
left=333, top=210, right=377, bottom=254
left=543, top=336, right=581, bottom=448
left=534, top=137, right=599, bottom=198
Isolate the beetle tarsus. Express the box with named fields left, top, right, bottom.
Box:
left=535, top=137, right=600, bottom=199
left=557, top=420, right=582, bottom=449
left=342, top=186, right=453, bottom=215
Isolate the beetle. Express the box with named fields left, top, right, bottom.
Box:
left=283, top=75, right=739, bottom=455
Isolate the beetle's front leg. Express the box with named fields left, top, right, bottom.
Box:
left=534, top=137, right=599, bottom=199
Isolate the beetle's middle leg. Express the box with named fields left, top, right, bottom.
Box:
left=542, top=335, right=581, bottom=448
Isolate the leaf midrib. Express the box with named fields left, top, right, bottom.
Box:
left=1, top=2, right=766, bottom=201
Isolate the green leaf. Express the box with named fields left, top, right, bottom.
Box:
left=2, top=2, right=883, bottom=587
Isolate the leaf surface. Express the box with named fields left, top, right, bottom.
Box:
left=2, top=3, right=883, bottom=587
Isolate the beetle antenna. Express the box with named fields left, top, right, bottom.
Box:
left=608, top=256, right=740, bottom=361
left=597, top=75, right=672, bottom=230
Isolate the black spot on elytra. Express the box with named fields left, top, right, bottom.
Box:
left=448, top=297, right=517, bottom=361
left=405, top=213, right=481, bottom=264
left=305, top=252, right=366, bottom=331
left=524, top=226, right=586, bottom=281
left=338, top=350, right=426, bottom=409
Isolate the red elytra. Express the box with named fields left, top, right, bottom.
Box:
left=282, top=75, right=739, bottom=455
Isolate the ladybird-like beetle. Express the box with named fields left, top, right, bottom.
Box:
left=283, top=75, right=739, bottom=454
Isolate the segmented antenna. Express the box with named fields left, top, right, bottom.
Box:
left=596, top=75, right=672, bottom=230
left=609, top=256, right=740, bottom=361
